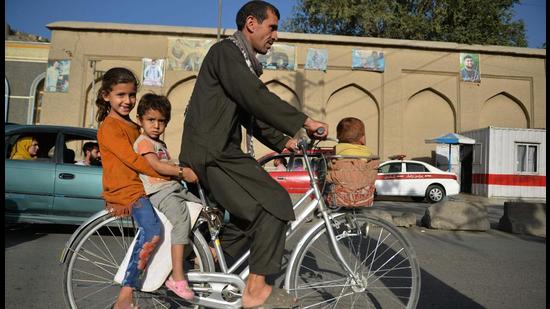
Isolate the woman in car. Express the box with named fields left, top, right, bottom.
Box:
left=10, top=136, right=39, bottom=160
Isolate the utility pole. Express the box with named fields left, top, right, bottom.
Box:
left=217, top=0, right=222, bottom=42
left=89, top=60, right=98, bottom=128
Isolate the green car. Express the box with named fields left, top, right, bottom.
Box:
left=5, top=124, right=105, bottom=225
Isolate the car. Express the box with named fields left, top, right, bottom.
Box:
left=259, top=151, right=460, bottom=203
left=376, top=159, right=459, bottom=203
left=5, top=124, right=104, bottom=225
left=258, top=148, right=333, bottom=194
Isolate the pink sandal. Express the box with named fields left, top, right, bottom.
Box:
left=165, top=276, right=194, bottom=300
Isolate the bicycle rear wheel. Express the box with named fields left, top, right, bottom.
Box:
left=288, top=211, right=420, bottom=308
left=63, top=213, right=214, bottom=309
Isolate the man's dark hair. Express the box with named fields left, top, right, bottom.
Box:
left=463, top=54, right=473, bottom=61
left=137, top=93, right=172, bottom=123
left=82, top=142, right=99, bottom=154
left=236, top=1, right=280, bottom=31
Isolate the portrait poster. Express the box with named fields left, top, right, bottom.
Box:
left=256, top=43, right=296, bottom=71
left=352, top=49, right=385, bottom=72
left=167, top=38, right=214, bottom=71
left=459, top=53, right=481, bottom=83
left=45, top=60, right=71, bottom=93
left=305, top=48, right=328, bottom=71
left=142, top=58, right=165, bottom=87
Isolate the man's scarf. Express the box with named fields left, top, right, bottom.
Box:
left=228, top=30, right=263, bottom=77
left=227, top=30, right=265, bottom=156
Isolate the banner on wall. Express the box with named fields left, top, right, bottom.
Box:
left=459, top=53, right=481, bottom=83
left=167, top=38, right=214, bottom=71
left=45, top=60, right=70, bottom=92
left=305, top=48, right=328, bottom=71
left=256, top=43, right=296, bottom=71
left=352, top=49, right=384, bottom=72
left=142, top=58, right=165, bottom=87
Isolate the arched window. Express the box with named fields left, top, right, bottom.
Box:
left=28, top=72, right=46, bottom=124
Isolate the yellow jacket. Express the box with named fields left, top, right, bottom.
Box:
left=335, top=143, right=373, bottom=157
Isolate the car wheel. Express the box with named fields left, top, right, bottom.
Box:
left=426, top=185, right=445, bottom=203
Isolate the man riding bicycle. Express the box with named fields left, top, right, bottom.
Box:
left=179, top=1, right=327, bottom=307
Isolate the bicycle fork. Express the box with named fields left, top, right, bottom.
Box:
left=301, top=148, right=366, bottom=289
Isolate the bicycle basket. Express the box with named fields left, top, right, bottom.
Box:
left=325, top=157, right=379, bottom=208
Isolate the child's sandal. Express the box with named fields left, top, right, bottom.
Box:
left=165, top=276, right=194, bottom=300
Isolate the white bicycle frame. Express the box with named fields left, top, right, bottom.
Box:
left=60, top=140, right=367, bottom=309
left=187, top=140, right=365, bottom=308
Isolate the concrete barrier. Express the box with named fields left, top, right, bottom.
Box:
left=364, top=209, right=394, bottom=224
left=393, top=212, right=417, bottom=227
left=421, top=200, right=490, bottom=231
left=498, top=202, right=546, bottom=237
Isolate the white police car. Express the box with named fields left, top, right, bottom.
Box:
left=376, top=159, right=460, bottom=203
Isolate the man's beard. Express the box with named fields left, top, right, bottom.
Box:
left=90, top=157, right=102, bottom=166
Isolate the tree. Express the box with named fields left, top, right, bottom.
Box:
left=282, top=0, right=527, bottom=47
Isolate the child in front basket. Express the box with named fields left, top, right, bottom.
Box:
left=335, top=117, right=373, bottom=157
left=133, top=93, right=199, bottom=301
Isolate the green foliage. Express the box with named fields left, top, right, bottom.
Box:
left=282, top=0, right=527, bottom=47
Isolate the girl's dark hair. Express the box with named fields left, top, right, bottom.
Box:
left=95, top=67, right=139, bottom=123
left=137, top=93, right=172, bottom=123
left=236, top=1, right=280, bottom=30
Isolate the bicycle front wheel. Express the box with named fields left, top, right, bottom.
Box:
left=288, top=212, right=421, bottom=309
left=63, top=213, right=214, bottom=309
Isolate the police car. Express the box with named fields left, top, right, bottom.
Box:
left=376, top=157, right=460, bottom=203
left=259, top=151, right=459, bottom=203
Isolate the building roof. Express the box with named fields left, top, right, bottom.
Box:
left=47, top=21, right=546, bottom=58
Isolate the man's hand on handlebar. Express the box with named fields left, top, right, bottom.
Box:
left=303, top=117, right=329, bottom=140
left=284, top=138, right=299, bottom=152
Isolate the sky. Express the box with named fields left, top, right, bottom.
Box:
left=5, top=0, right=547, bottom=48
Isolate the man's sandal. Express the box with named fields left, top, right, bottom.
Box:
left=244, top=287, right=300, bottom=309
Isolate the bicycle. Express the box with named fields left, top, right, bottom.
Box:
left=60, top=136, right=421, bottom=308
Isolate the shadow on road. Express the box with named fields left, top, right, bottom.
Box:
left=5, top=223, right=77, bottom=249
left=418, top=267, right=484, bottom=308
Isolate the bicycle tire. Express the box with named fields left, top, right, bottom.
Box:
left=63, top=212, right=214, bottom=309
left=288, top=211, right=421, bottom=308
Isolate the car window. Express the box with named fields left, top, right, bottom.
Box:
left=290, top=157, right=305, bottom=171
left=63, top=133, right=101, bottom=166
left=6, top=131, right=57, bottom=162
left=406, top=163, right=429, bottom=172
left=379, top=163, right=402, bottom=173
left=261, top=155, right=289, bottom=172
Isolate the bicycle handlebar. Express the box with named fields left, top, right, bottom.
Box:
left=298, top=127, right=326, bottom=152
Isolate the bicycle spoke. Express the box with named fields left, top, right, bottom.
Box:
left=290, top=214, right=420, bottom=309
left=64, top=213, right=213, bottom=309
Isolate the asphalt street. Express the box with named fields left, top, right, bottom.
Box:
left=4, top=195, right=546, bottom=308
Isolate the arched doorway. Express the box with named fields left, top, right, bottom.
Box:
left=479, top=93, right=529, bottom=128
left=165, top=76, right=197, bottom=156
left=325, top=84, right=379, bottom=154
left=28, top=72, right=46, bottom=124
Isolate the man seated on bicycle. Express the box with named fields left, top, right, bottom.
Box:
left=179, top=1, right=328, bottom=308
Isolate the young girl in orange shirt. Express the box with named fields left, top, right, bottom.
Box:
left=95, top=67, right=196, bottom=309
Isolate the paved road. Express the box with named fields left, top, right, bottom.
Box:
left=4, top=196, right=546, bottom=308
